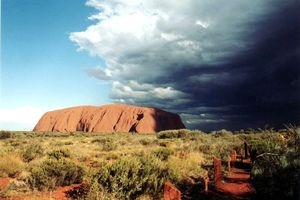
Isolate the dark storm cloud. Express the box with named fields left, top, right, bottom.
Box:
left=169, top=1, right=300, bottom=130
left=71, top=0, right=300, bottom=131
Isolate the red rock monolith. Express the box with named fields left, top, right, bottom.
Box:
left=33, top=104, right=185, bottom=134
left=164, top=182, right=181, bottom=200
left=214, top=157, right=222, bottom=184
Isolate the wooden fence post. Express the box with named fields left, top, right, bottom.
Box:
left=204, top=170, right=209, bottom=193
left=231, top=149, right=237, bottom=161
left=231, top=149, right=237, bottom=167
left=213, top=157, right=222, bottom=184
left=164, top=181, right=181, bottom=200
left=244, top=142, right=249, bottom=159
left=228, top=155, right=231, bottom=172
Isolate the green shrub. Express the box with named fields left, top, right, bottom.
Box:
left=102, top=141, right=117, bottom=152
left=0, top=131, right=12, bottom=139
left=250, top=127, right=300, bottom=200
left=251, top=154, right=300, bottom=199
left=8, top=139, right=27, bottom=147
left=156, top=129, right=191, bottom=139
left=119, top=139, right=127, bottom=146
left=153, top=148, right=175, bottom=161
left=48, top=149, right=71, bottom=160
left=211, top=129, right=233, bottom=137
left=91, top=137, right=111, bottom=144
left=22, top=144, right=44, bottom=162
left=286, top=126, right=300, bottom=153
left=158, top=140, right=170, bottom=147
left=28, top=158, right=85, bottom=190
left=167, top=152, right=204, bottom=180
left=157, top=129, right=207, bottom=140
left=139, top=138, right=152, bottom=146
left=248, top=135, right=285, bottom=156
left=91, top=137, right=117, bottom=151
left=105, top=153, right=119, bottom=161
left=194, top=138, right=240, bottom=160
left=64, top=141, right=73, bottom=145
left=197, top=143, right=212, bottom=154
left=92, top=155, right=177, bottom=199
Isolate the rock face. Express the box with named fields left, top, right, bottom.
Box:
left=33, top=104, right=185, bottom=133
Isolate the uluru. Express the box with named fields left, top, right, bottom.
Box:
left=33, top=104, right=185, bottom=133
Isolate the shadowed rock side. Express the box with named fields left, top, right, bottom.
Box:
left=33, top=104, right=185, bottom=133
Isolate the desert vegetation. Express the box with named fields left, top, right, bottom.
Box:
left=0, top=127, right=299, bottom=199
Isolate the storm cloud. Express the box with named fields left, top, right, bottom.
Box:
left=70, top=0, right=300, bottom=131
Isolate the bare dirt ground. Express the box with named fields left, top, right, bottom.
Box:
left=0, top=180, right=80, bottom=200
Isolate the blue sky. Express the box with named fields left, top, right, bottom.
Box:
left=1, top=0, right=110, bottom=130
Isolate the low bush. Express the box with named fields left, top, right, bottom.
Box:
left=211, top=129, right=233, bottom=137
left=8, top=139, right=27, bottom=147
left=68, top=182, right=112, bottom=200
left=251, top=154, right=299, bottom=199
left=101, top=140, right=117, bottom=152
left=167, top=152, right=204, bottom=180
left=153, top=148, right=175, bottom=161
left=286, top=126, right=300, bottom=153
left=139, top=138, right=152, bottom=146
left=48, top=149, right=71, bottom=160
left=248, top=134, right=285, bottom=157
left=92, top=155, right=178, bottom=199
left=194, top=139, right=239, bottom=160
left=250, top=127, right=300, bottom=200
left=156, top=129, right=191, bottom=139
left=157, top=129, right=207, bottom=140
left=0, top=131, right=12, bottom=139
left=105, top=153, right=119, bottom=161
left=158, top=140, right=170, bottom=147
left=28, top=158, right=85, bottom=190
left=0, top=154, right=25, bottom=177
left=91, top=137, right=118, bottom=151
left=22, top=144, right=44, bottom=162
left=64, top=141, right=73, bottom=145
left=91, top=137, right=112, bottom=144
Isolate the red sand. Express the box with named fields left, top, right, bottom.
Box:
left=52, top=184, right=81, bottom=200
left=0, top=183, right=80, bottom=200
left=215, top=160, right=255, bottom=199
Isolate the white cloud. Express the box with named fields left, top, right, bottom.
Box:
left=0, top=106, right=44, bottom=130
left=69, top=0, right=282, bottom=129
left=195, top=20, right=209, bottom=29
left=111, top=80, right=186, bottom=101
left=161, top=33, right=183, bottom=41
left=85, top=67, right=112, bottom=80
left=70, top=0, right=273, bottom=83
left=180, top=113, right=227, bottom=125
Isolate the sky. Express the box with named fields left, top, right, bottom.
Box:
left=1, top=0, right=299, bottom=131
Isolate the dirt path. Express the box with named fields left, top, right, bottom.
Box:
left=215, top=159, right=256, bottom=199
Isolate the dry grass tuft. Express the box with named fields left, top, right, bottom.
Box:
left=0, top=153, right=26, bottom=177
